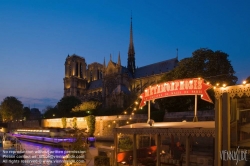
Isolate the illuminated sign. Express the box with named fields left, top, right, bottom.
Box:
left=139, top=78, right=213, bottom=107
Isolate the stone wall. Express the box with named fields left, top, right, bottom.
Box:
left=8, top=115, right=147, bottom=140
left=7, top=111, right=214, bottom=140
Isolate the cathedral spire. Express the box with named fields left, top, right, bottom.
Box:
left=176, top=48, right=179, bottom=60
left=127, top=15, right=136, bottom=76
left=103, top=57, right=106, bottom=68
left=118, top=52, right=121, bottom=65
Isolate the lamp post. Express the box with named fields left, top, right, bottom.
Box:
left=193, top=95, right=198, bottom=122
left=147, top=100, right=151, bottom=123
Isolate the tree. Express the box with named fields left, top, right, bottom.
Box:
left=65, top=128, right=89, bottom=163
left=160, top=48, right=238, bottom=112
left=86, top=115, right=96, bottom=137
left=57, top=96, right=81, bottom=117
left=246, top=76, right=250, bottom=83
left=72, top=101, right=102, bottom=114
left=119, top=136, right=133, bottom=151
left=30, top=108, right=41, bottom=120
left=23, top=107, right=31, bottom=120
left=43, top=106, right=59, bottom=119
left=61, top=117, right=67, bottom=128
left=0, top=96, right=23, bottom=122
left=162, top=48, right=238, bottom=85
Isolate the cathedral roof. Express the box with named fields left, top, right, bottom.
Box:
left=121, top=66, right=133, bottom=77
left=112, top=84, right=130, bottom=94
left=134, top=57, right=178, bottom=78
left=88, top=79, right=102, bottom=90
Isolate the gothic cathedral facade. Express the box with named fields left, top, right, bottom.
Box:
left=63, top=18, right=178, bottom=108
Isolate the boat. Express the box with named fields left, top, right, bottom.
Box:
left=0, top=133, right=25, bottom=161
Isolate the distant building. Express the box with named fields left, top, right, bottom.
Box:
left=63, top=17, right=178, bottom=108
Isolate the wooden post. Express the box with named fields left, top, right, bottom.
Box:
left=114, top=131, right=118, bottom=166
left=222, top=93, right=230, bottom=166
left=147, top=100, right=151, bottom=123
left=156, top=134, right=161, bottom=166
left=133, top=134, right=137, bottom=166
left=185, top=136, right=190, bottom=166
left=215, top=96, right=222, bottom=166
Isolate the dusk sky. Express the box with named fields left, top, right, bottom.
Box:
left=1, top=0, right=250, bottom=111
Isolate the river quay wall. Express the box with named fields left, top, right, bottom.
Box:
left=7, top=110, right=214, bottom=141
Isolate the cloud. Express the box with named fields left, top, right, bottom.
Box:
left=0, top=95, right=59, bottom=113
left=18, top=96, right=59, bottom=112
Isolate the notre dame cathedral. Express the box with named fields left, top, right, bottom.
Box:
left=63, top=18, right=178, bottom=108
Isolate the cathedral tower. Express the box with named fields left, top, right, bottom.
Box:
left=127, top=16, right=136, bottom=76
left=64, top=54, right=87, bottom=97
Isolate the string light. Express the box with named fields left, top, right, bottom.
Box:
left=116, top=77, right=249, bottom=126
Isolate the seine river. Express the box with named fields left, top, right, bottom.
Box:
left=19, top=140, right=66, bottom=166
left=9, top=140, right=113, bottom=166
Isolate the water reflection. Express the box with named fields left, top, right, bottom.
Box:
left=18, top=140, right=114, bottom=166
left=20, top=140, right=65, bottom=166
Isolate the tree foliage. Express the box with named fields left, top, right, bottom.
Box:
left=57, top=96, right=81, bottom=117
left=23, top=107, right=31, bottom=120
left=43, top=106, right=59, bottom=119
left=61, top=117, right=67, bottom=128
left=86, top=115, right=96, bottom=136
left=159, top=48, right=238, bottom=112
left=72, top=101, right=102, bottom=112
left=246, top=76, right=250, bottom=83
left=72, top=117, right=77, bottom=129
left=30, top=108, right=41, bottom=120
left=65, top=128, right=88, bottom=163
left=119, top=136, right=133, bottom=151
left=162, top=48, right=237, bottom=84
left=0, top=96, right=23, bottom=122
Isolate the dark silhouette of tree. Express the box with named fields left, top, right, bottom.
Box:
left=57, top=96, right=81, bottom=117
left=0, top=96, right=23, bottom=122
left=30, top=108, right=42, bottom=120
left=246, top=76, right=250, bottom=83
left=23, top=107, right=31, bottom=120
left=43, top=106, right=59, bottom=119
left=159, top=48, right=238, bottom=112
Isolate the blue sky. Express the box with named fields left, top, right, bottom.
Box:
left=0, top=0, right=250, bottom=111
